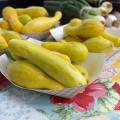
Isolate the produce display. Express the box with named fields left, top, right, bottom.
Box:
left=0, top=2, right=120, bottom=91
left=3, top=17, right=120, bottom=90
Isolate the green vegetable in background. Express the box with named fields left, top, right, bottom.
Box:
left=43, top=0, right=112, bottom=23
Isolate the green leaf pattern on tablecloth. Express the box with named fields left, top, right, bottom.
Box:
left=36, top=108, right=47, bottom=115
left=80, top=115, right=111, bottom=120
left=81, top=110, right=102, bottom=117
left=98, top=89, right=120, bottom=112
left=99, top=80, right=114, bottom=89
left=52, top=105, right=75, bottom=120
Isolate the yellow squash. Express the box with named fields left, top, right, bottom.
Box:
left=42, top=41, right=88, bottom=64
left=16, top=6, right=48, bottom=18
left=7, top=60, right=64, bottom=90
left=69, top=18, right=82, bottom=26
left=8, top=39, right=86, bottom=87
left=2, top=7, right=23, bottom=32
left=64, top=19, right=104, bottom=39
left=21, top=11, right=62, bottom=33
left=102, top=30, right=120, bottom=47
left=83, top=36, right=113, bottom=53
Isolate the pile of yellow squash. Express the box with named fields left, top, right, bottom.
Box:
left=0, top=6, right=62, bottom=53
left=7, top=39, right=89, bottom=90
left=0, top=6, right=120, bottom=90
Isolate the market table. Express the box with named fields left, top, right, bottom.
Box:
left=0, top=49, right=120, bottom=120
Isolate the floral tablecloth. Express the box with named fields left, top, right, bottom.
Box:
left=0, top=50, right=120, bottom=120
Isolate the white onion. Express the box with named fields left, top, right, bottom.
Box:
left=106, top=14, right=117, bottom=26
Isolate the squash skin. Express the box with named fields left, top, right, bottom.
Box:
left=18, top=14, right=32, bottom=25
left=52, top=51, right=71, bottom=63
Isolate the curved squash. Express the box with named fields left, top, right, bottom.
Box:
left=16, top=6, right=48, bottom=18
left=2, top=7, right=23, bottom=32
left=21, top=11, right=62, bottom=33
left=64, top=19, right=104, bottom=39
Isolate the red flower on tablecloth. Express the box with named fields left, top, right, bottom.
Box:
left=0, top=72, right=11, bottom=90
left=112, top=83, right=120, bottom=110
left=112, top=83, right=120, bottom=94
left=114, top=100, right=120, bottom=110
left=50, top=80, right=108, bottom=112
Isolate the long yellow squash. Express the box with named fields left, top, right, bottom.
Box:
left=7, top=60, right=64, bottom=90
left=21, top=11, right=62, bottom=33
